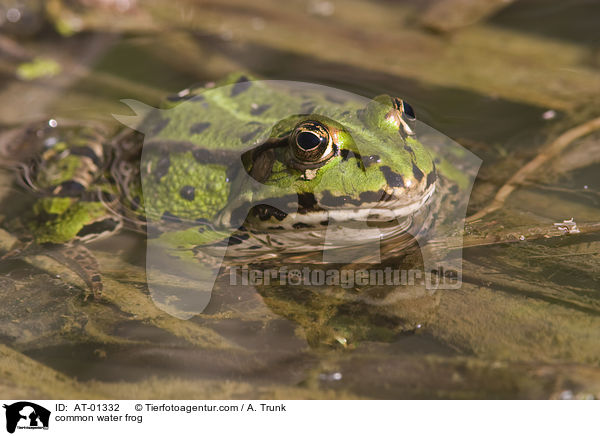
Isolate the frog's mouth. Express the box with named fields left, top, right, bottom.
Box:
left=244, top=182, right=436, bottom=231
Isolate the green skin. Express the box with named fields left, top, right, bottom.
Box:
left=23, top=73, right=444, bottom=261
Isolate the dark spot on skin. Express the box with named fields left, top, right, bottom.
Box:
left=361, top=155, right=381, bottom=168
left=449, top=184, right=459, bottom=195
left=161, top=211, right=182, bottom=223
left=340, top=110, right=350, bottom=116
left=210, top=238, right=234, bottom=247
left=228, top=234, right=250, bottom=245
left=190, top=95, right=204, bottom=102
left=404, top=144, right=415, bottom=157
left=360, top=190, right=389, bottom=203
left=180, top=185, right=196, bottom=201
left=268, top=226, right=285, bottom=230
left=249, top=148, right=275, bottom=183
left=189, top=122, right=211, bottom=135
left=76, top=219, right=120, bottom=238
left=250, top=104, right=271, bottom=115
left=320, top=191, right=362, bottom=207
left=320, top=220, right=329, bottom=226
left=230, top=76, right=251, bottom=96
left=339, top=150, right=380, bottom=169
left=70, top=146, right=103, bottom=167
left=57, top=181, right=85, bottom=196
left=297, top=192, right=318, bottom=212
left=380, top=166, right=405, bottom=188
left=240, top=127, right=262, bottom=144
left=339, top=149, right=363, bottom=168
left=149, top=117, right=169, bottom=136
left=248, top=245, right=262, bottom=249
left=255, top=205, right=288, bottom=221
left=293, top=222, right=312, bottom=229
left=412, top=162, right=424, bottom=181
left=198, top=227, right=205, bottom=233
left=91, top=275, right=102, bottom=282
left=426, top=167, right=437, bottom=188
left=155, top=155, right=170, bottom=180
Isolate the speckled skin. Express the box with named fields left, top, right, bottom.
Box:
left=16, top=73, right=439, bottom=269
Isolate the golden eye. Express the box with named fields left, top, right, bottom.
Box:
left=291, top=121, right=333, bottom=163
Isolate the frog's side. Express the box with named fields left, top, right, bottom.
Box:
left=2, top=73, right=441, bottom=297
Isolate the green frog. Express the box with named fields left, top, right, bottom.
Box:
left=1, top=73, right=476, bottom=312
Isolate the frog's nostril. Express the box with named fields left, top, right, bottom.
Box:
left=297, top=131, right=321, bottom=150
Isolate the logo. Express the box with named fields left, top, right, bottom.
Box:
left=3, top=402, right=50, bottom=434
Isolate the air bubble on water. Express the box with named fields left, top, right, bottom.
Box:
left=48, top=119, right=58, bottom=128
left=319, top=372, right=342, bottom=381
left=542, top=110, right=556, bottom=120
left=584, top=185, right=588, bottom=190
left=6, top=8, right=22, bottom=23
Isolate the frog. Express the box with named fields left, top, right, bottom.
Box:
left=0, top=73, right=476, bottom=311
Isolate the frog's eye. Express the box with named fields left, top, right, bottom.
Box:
left=291, top=121, right=334, bottom=164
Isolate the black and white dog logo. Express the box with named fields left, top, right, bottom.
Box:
left=3, top=402, right=50, bottom=434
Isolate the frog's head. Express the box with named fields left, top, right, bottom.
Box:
left=240, top=95, right=436, bottom=229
